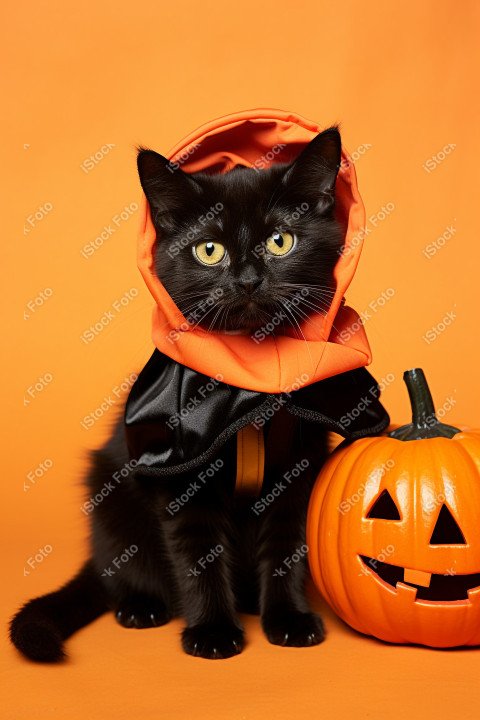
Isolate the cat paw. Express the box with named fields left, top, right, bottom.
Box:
left=181, top=622, right=244, bottom=659
left=262, top=609, right=325, bottom=647
left=115, top=596, right=171, bottom=629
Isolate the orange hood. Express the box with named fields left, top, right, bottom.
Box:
left=137, top=108, right=371, bottom=393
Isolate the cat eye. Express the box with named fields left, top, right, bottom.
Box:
left=193, top=241, right=226, bottom=266
left=265, top=231, right=295, bottom=257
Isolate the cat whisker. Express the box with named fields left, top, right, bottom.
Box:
left=281, top=281, right=334, bottom=286
left=217, top=305, right=230, bottom=333
left=175, top=293, right=229, bottom=322
left=274, top=291, right=332, bottom=317
left=280, top=299, right=316, bottom=325
left=276, top=299, right=306, bottom=334
left=285, top=294, right=335, bottom=301
left=277, top=298, right=316, bottom=374
left=294, top=298, right=332, bottom=314
left=187, top=299, right=224, bottom=332
left=282, top=300, right=336, bottom=376
left=170, top=293, right=211, bottom=307
left=206, top=306, right=225, bottom=334
left=179, top=303, right=215, bottom=322
left=280, top=283, right=336, bottom=296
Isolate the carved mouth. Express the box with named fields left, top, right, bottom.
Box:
left=360, top=555, right=480, bottom=602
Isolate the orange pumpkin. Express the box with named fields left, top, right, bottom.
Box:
left=307, top=368, right=480, bottom=647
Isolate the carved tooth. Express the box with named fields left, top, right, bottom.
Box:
left=404, top=568, right=432, bottom=587
left=467, top=586, right=480, bottom=601
left=395, top=581, right=418, bottom=599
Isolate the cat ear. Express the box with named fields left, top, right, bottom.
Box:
left=137, top=148, right=201, bottom=223
left=281, top=127, right=341, bottom=213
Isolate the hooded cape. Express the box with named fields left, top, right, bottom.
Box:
left=125, top=108, right=390, bottom=482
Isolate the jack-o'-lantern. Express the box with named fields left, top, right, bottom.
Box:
left=307, top=368, right=480, bottom=647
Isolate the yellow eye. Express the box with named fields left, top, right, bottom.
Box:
left=265, top=231, right=295, bottom=257
left=193, top=241, right=226, bottom=266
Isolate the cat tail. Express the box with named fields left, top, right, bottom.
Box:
left=9, top=560, right=108, bottom=662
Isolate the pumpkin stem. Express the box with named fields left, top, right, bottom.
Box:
left=389, top=368, right=461, bottom=441
left=404, top=368, right=437, bottom=427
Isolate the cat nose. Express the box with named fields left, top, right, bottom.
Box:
left=236, top=277, right=263, bottom=295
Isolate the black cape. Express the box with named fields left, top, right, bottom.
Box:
left=124, top=349, right=390, bottom=478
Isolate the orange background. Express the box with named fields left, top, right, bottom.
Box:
left=2, top=1, right=480, bottom=718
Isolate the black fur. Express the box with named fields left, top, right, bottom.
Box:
left=10, top=127, right=343, bottom=661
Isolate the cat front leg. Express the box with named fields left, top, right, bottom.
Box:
left=256, top=470, right=325, bottom=648
left=160, top=468, right=244, bottom=659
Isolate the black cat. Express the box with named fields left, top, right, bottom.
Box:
left=10, top=128, right=386, bottom=662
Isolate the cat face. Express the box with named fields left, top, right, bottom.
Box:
left=137, top=128, right=343, bottom=333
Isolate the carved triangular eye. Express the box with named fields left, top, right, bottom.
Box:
left=430, top=504, right=466, bottom=545
left=367, top=490, right=401, bottom=520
